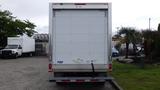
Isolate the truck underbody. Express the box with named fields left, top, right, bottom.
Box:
left=49, top=71, right=113, bottom=83
left=49, top=63, right=112, bottom=83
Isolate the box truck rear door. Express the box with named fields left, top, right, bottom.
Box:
left=53, top=10, right=108, bottom=65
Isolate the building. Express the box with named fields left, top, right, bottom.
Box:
left=33, top=34, right=49, bottom=56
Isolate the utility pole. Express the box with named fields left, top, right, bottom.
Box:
left=149, top=18, right=151, bottom=30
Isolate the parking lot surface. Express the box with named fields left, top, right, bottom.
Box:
left=0, top=57, right=115, bottom=90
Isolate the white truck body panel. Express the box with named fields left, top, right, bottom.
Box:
left=52, top=3, right=109, bottom=9
left=8, top=35, right=35, bottom=53
left=49, top=3, right=112, bottom=72
left=55, top=10, right=107, bottom=64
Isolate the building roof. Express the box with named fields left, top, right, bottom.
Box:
left=33, top=34, right=49, bottom=42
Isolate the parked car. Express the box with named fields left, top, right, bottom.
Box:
left=112, top=47, right=119, bottom=57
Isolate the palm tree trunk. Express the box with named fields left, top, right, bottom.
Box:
left=125, top=42, right=129, bottom=58
left=133, top=43, right=137, bottom=56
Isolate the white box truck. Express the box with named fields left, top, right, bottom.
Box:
left=0, top=35, right=35, bottom=58
left=49, top=3, right=112, bottom=83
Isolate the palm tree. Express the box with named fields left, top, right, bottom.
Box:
left=131, top=30, right=142, bottom=56
left=118, top=27, right=141, bottom=58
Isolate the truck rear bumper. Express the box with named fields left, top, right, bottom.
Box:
left=53, top=69, right=108, bottom=72
left=49, top=76, right=113, bottom=82
left=53, top=64, right=108, bottom=72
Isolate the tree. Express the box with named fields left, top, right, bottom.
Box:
left=131, top=30, right=142, bottom=56
left=0, top=10, right=36, bottom=47
left=142, top=30, right=154, bottom=62
left=158, top=23, right=160, bottom=32
left=118, top=27, right=141, bottom=58
left=112, top=34, right=122, bottom=51
left=142, top=30, right=160, bottom=63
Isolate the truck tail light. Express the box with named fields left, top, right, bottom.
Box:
left=48, top=63, right=53, bottom=72
left=108, top=64, right=112, bottom=72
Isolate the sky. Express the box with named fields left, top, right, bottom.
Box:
left=1, top=0, right=160, bottom=34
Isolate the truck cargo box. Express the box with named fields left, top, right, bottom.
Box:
left=8, top=35, right=35, bottom=53
left=49, top=3, right=112, bottom=82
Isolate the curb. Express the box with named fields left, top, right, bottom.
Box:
left=109, top=80, right=123, bottom=90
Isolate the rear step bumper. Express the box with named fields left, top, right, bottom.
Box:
left=49, top=77, right=113, bottom=82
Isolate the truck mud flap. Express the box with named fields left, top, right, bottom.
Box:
left=49, top=76, right=113, bottom=82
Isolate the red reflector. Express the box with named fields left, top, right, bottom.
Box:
left=49, top=64, right=52, bottom=70
left=48, top=64, right=53, bottom=72
left=109, top=64, right=112, bottom=71
left=74, top=3, right=86, bottom=5
left=76, top=80, right=85, bottom=82
left=62, top=80, right=70, bottom=82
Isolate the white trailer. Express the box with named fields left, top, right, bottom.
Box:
left=0, top=35, right=35, bottom=58
left=49, top=3, right=112, bottom=83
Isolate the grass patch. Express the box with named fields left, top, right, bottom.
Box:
left=112, top=61, right=160, bottom=90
